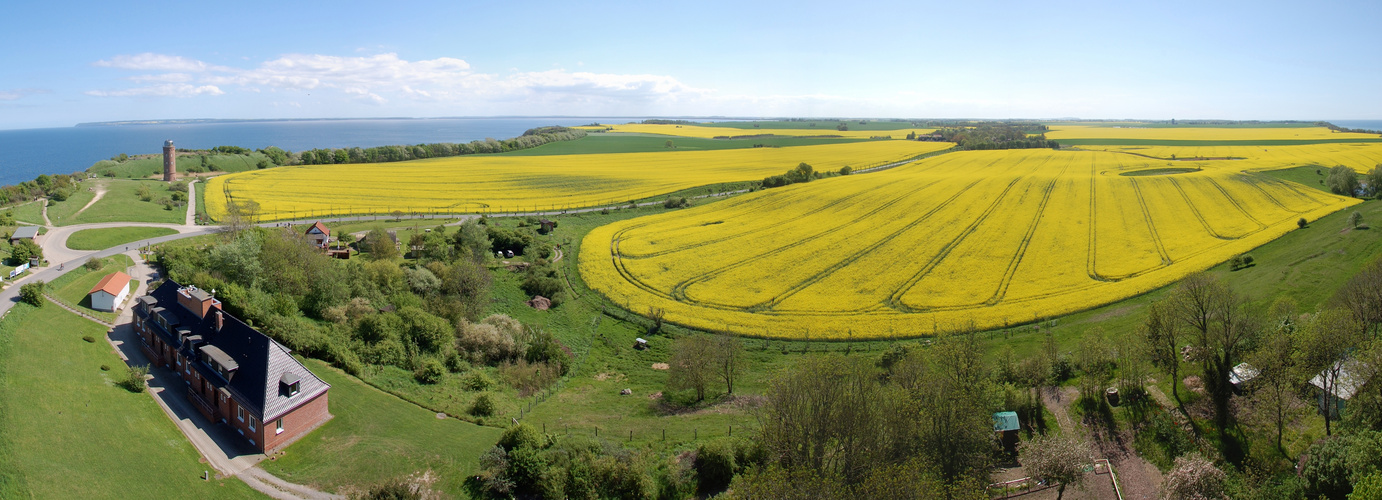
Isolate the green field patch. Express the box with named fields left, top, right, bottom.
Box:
left=67, top=227, right=179, bottom=251
left=695, top=120, right=925, bottom=131
left=258, top=359, right=502, bottom=496
left=1260, top=165, right=1335, bottom=193
left=55, top=179, right=185, bottom=226
left=1118, top=167, right=1202, bottom=176
left=0, top=303, right=260, bottom=499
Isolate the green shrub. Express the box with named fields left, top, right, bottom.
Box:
left=118, top=364, right=149, bottom=393
left=84, top=257, right=102, bottom=270
left=18, top=281, right=45, bottom=307
left=463, top=371, right=496, bottom=391
left=694, top=439, right=737, bottom=496
left=82, top=335, right=96, bottom=343
left=413, top=358, right=446, bottom=384
left=471, top=393, right=496, bottom=417
left=363, top=479, right=421, bottom=499
left=99, top=364, right=110, bottom=371
left=498, top=423, right=546, bottom=451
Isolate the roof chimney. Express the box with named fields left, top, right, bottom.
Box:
left=215, top=310, right=224, bottom=332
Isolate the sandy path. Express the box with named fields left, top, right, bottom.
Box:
left=70, top=185, right=107, bottom=219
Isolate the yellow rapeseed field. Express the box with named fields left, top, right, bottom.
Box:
left=204, top=140, right=953, bottom=221
left=1077, top=143, right=1382, bottom=172
left=1047, top=124, right=1381, bottom=141
left=577, top=123, right=932, bottom=140
left=580, top=148, right=1359, bottom=339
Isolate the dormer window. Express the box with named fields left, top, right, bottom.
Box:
left=280, top=372, right=301, bottom=397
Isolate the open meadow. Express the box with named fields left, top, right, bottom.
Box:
left=204, top=139, right=951, bottom=221
left=580, top=147, right=1359, bottom=339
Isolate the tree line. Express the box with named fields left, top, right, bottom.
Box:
left=293, top=126, right=586, bottom=166
left=926, top=125, right=1059, bottom=150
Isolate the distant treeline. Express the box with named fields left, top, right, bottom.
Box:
left=926, top=125, right=1059, bottom=150
left=293, top=126, right=586, bottom=165
left=761, top=162, right=852, bottom=188
left=1318, top=121, right=1382, bottom=135
left=640, top=119, right=699, bottom=125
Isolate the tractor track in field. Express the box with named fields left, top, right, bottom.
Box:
left=1206, top=177, right=1268, bottom=231
left=746, top=179, right=985, bottom=312
left=1169, top=177, right=1238, bottom=241
left=1131, top=178, right=1174, bottom=267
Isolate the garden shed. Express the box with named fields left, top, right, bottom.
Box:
left=88, top=271, right=132, bottom=312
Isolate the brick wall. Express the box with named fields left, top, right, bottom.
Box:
left=263, top=392, right=331, bottom=453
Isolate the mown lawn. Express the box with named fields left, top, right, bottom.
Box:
left=55, top=179, right=185, bottom=225
left=0, top=303, right=262, bottom=499
left=259, top=359, right=503, bottom=497
left=45, top=253, right=135, bottom=323
left=67, top=227, right=179, bottom=251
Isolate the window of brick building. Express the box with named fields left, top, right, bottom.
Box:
left=276, top=419, right=284, bottom=435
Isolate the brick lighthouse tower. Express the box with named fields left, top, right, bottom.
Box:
left=162, top=140, right=176, bottom=182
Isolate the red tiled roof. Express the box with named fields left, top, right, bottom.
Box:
left=306, top=221, right=330, bottom=236
left=89, top=271, right=132, bottom=297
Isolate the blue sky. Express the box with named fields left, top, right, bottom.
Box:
left=2, top=0, right=1379, bottom=129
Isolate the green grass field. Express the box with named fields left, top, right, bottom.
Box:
left=53, top=179, right=185, bottom=226
left=67, top=227, right=179, bottom=251
left=43, top=186, right=98, bottom=223
left=1262, top=164, right=1334, bottom=192
left=0, top=303, right=261, bottom=499
left=45, top=254, right=135, bottom=323
left=10, top=201, right=45, bottom=225
left=258, top=359, right=502, bottom=496
left=89, top=152, right=270, bottom=179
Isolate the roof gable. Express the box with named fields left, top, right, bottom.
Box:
left=11, top=226, right=38, bottom=239
left=306, top=221, right=330, bottom=236
left=90, top=271, right=132, bottom=297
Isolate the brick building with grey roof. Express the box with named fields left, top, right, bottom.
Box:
left=133, top=280, right=331, bottom=453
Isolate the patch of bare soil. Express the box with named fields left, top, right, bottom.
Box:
left=650, top=363, right=669, bottom=370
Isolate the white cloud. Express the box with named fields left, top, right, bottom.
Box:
left=85, top=84, right=224, bottom=98
left=94, top=53, right=232, bottom=73
left=0, top=88, right=50, bottom=101
left=128, top=73, right=194, bottom=83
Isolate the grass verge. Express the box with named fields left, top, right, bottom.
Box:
left=0, top=303, right=261, bottom=498
left=67, top=227, right=179, bottom=251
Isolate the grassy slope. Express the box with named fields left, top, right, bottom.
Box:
left=46, top=254, right=135, bottom=323
left=259, top=359, right=502, bottom=497
left=43, top=186, right=98, bottom=223
left=0, top=303, right=261, bottom=499
left=90, top=152, right=269, bottom=179
left=495, top=133, right=872, bottom=156
left=10, top=201, right=44, bottom=225
left=53, top=179, right=184, bottom=226
left=67, top=227, right=179, bottom=251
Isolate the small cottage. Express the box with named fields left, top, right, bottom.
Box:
left=304, top=221, right=331, bottom=248
left=88, top=271, right=132, bottom=312
left=1311, top=358, right=1368, bottom=418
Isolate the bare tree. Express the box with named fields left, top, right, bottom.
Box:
left=667, top=335, right=715, bottom=402
left=1172, top=273, right=1258, bottom=430
left=1297, top=309, right=1363, bottom=436
left=712, top=335, right=745, bottom=395
left=1163, top=453, right=1226, bottom=500
left=1141, top=299, right=1185, bottom=412
left=1332, top=258, right=1382, bottom=334
left=647, top=306, right=665, bottom=334
left=1018, top=433, right=1088, bottom=500
left=1249, top=298, right=1305, bottom=454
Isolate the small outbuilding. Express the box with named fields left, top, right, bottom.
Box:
left=1310, top=358, right=1368, bottom=418
left=10, top=225, right=38, bottom=243
left=1229, top=362, right=1260, bottom=393
left=992, top=411, right=1021, bottom=453
left=304, top=221, right=331, bottom=248
left=88, top=271, right=132, bottom=312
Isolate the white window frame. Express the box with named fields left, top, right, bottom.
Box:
left=237, top=406, right=244, bottom=422
left=249, top=417, right=257, bottom=432
left=276, top=419, right=284, bottom=435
